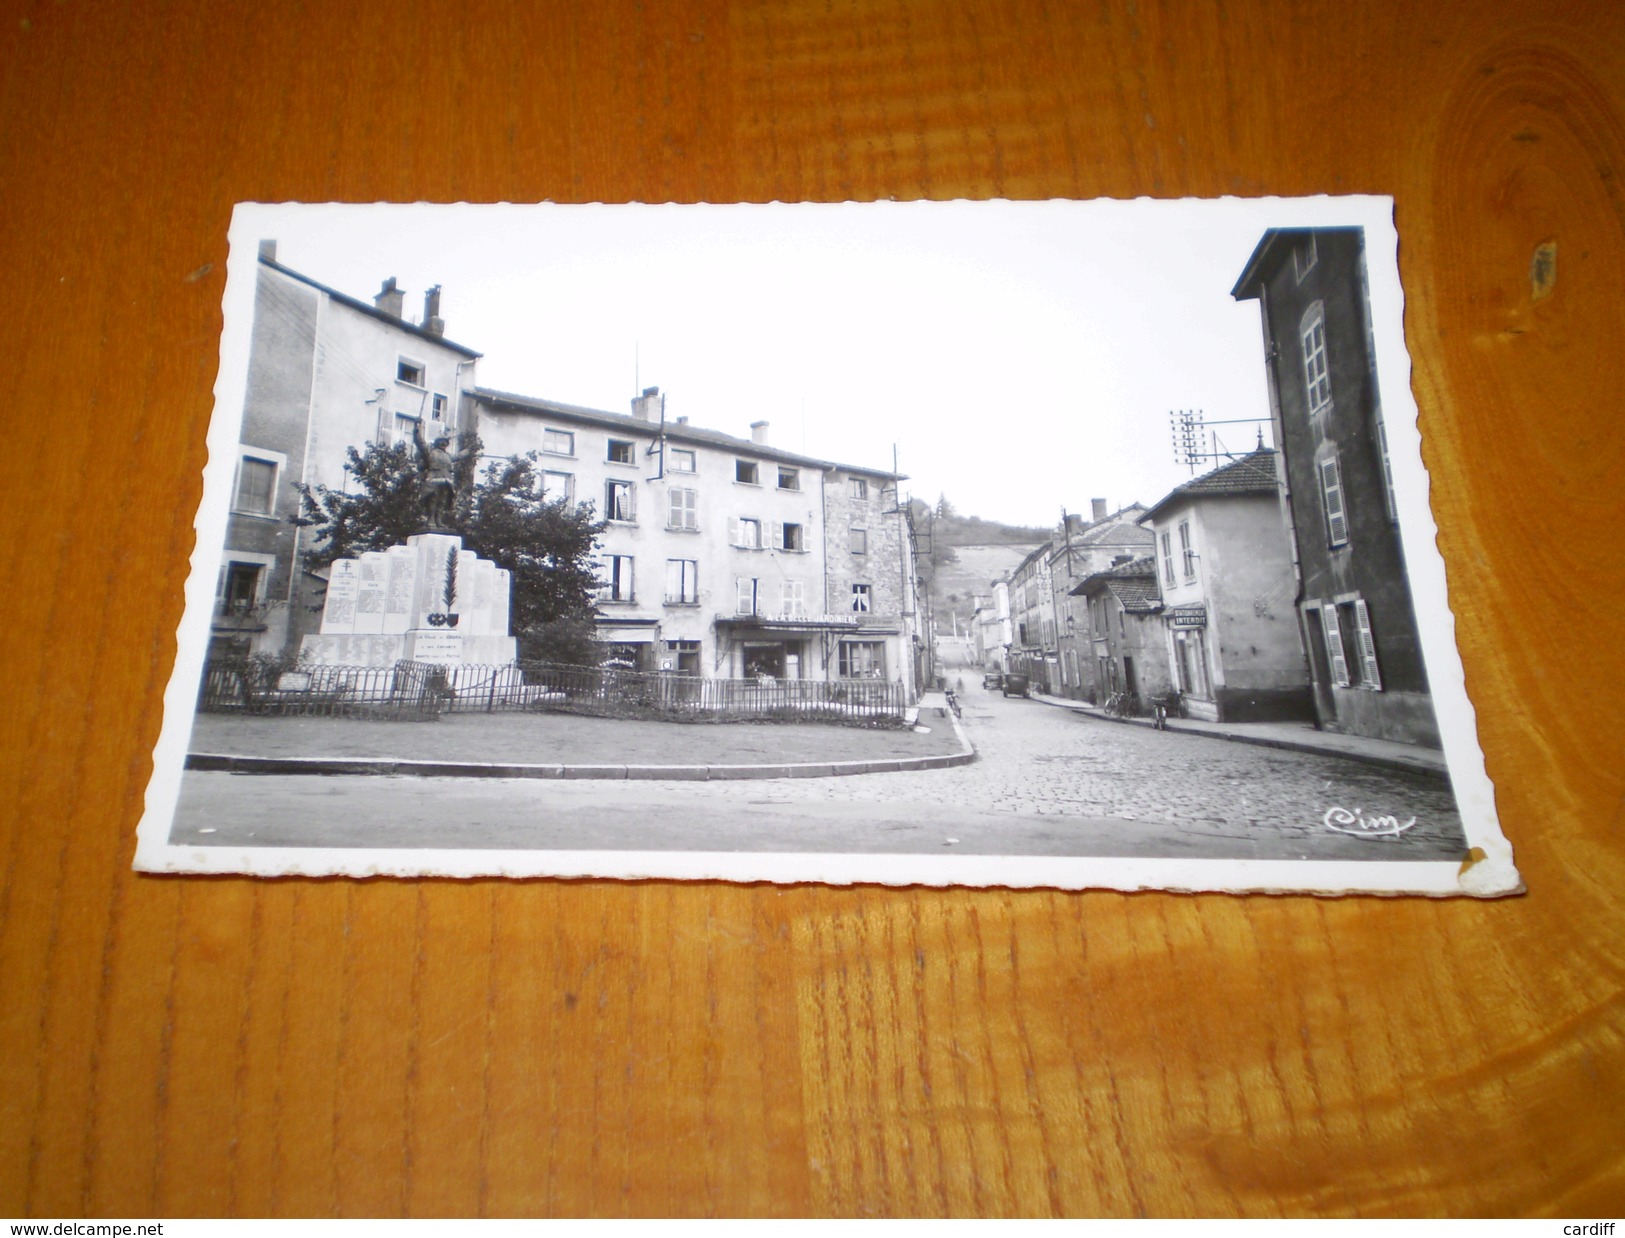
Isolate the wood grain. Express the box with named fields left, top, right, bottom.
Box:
left=2, top=0, right=1622, bottom=1217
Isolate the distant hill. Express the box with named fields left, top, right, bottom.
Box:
left=908, top=498, right=1050, bottom=547
left=905, top=497, right=1048, bottom=652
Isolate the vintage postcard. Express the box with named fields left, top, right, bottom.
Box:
left=134, top=197, right=1518, bottom=895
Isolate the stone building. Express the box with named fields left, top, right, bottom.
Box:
left=214, top=243, right=481, bottom=658
left=1048, top=501, right=1153, bottom=701
left=470, top=388, right=919, bottom=697
left=1070, top=557, right=1172, bottom=706
left=1232, top=227, right=1439, bottom=745
left=1006, top=542, right=1057, bottom=691
left=1139, top=448, right=1313, bottom=723
left=972, top=581, right=1012, bottom=673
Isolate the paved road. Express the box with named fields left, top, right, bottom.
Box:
left=170, top=688, right=1468, bottom=862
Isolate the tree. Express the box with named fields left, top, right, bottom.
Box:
left=935, top=492, right=957, bottom=521
left=293, top=433, right=607, bottom=664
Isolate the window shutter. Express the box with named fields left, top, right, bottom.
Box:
left=731, top=518, right=743, bottom=547
left=1353, top=599, right=1382, bottom=690
left=1377, top=421, right=1398, bottom=522
left=665, top=559, right=680, bottom=601
left=770, top=521, right=784, bottom=551
left=1321, top=604, right=1351, bottom=687
left=626, top=484, right=637, bottom=522
left=1320, top=456, right=1349, bottom=546
left=737, top=577, right=755, bottom=615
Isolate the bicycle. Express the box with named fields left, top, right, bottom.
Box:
left=943, top=688, right=962, bottom=720
left=1150, top=690, right=1187, bottom=730
left=1102, top=691, right=1133, bottom=719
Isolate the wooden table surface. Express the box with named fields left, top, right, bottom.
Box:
left=2, top=0, right=1621, bottom=1218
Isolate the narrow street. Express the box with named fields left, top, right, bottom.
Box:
left=173, top=689, right=1467, bottom=862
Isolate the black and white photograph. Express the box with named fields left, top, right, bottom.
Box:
left=136, top=197, right=1516, bottom=894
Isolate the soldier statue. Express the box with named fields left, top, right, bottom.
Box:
left=412, top=420, right=475, bottom=531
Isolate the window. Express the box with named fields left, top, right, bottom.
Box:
left=780, top=580, right=806, bottom=616
left=235, top=456, right=277, bottom=515
left=1321, top=598, right=1381, bottom=690
left=1319, top=454, right=1349, bottom=547
left=221, top=561, right=263, bottom=613
left=735, top=460, right=759, bottom=484
left=599, top=555, right=635, bottom=602
left=777, top=466, right=800, bottom=491
left=598, top=641, right=647, bottom=670
left=431, top=393, right=449, bottom=422
left=541, top=470, right=574, bottom=504
left=668, top=487, right=698, bottom=530
left=542, top=428, right=574, bottom=456
left=607, top=438, right=635, bottom=464
left=669, top=447, right=697, bottom=474
left=1301, top=303, right=1333, bottom=416
left=664, top=639, right=700, bottom=674
left=664, top=559, right=699, bottom=605
left=851, top=584, right=871, bottom=613
left=1179, top=521, right=1196, bottom=577
left=396, top=357, right=426, bottom=387
left=735, top=518, right=762, bottom=549
left=850, top=477, right=869, bottom=500
left=850, top=527, right=868, bottom=555
left=392, top=412, right=419, bottom=445
left=1351, top=599, right=1382, bottom=689
left=1160, top=531, right=1175, bottom=586
left=778, top=522, right=803, bottom=551
left=605, top=479, right=637, bottom=522
left=736, top=577, right=759, bottom=615
left=1377, top=419, right=1398, bottom=522
left=838, top=640, right=886, bottom=679
left=1173, top=629, right=1211, bottom=698
left=1295, top=233, right=1318, bottom=281
left=1320, top=604, right=1352, bottom=687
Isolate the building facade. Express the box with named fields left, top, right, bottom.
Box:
left=1007, top=542, right=1057, bottom=690
left=216, top=244, right=481, bottom=658
left=1139, top=448, right=1314, bottom=723
left=972, top=582, right=1012, bottom=673
left=1070, top=557, right=1172, bottom=705
left=1048, top=502, right=1153, bottom=701
left=470, top=387, right=919, bottom=697
left=1232, top=228, right=1438, bottom=746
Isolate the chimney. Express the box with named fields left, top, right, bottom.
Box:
left=258, top=239, right=277, bottom=263
left=631, top=386, right=662, bottom=422
left=1091, top=498, right=1108, bottom=522
left=421, top=285, right=444, bottom=336
left=374, top=277, right=405, bottom=318
left=675, top=415, right=688, bottom=426
left=750, top=420, right=769, bottom=445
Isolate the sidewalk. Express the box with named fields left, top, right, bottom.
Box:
left=1028, top=690, right=1450, bottom=779
left=186, top=706, right=975, bottom=780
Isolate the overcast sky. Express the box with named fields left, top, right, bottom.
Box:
left=230, top=197, right=1395, bottom=528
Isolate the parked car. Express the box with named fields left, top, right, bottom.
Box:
left=1001, top=672, right=1030, bottom=698
left=982, top=671, right=1003, bottom=690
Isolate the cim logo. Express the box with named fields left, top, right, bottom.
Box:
left=1323, top=806, right=1418, bottom=838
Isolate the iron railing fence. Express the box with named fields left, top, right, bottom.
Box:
left=198, top=657, right=450, bottom=721
left=198, top=658, right=910, bottom=726
left=447, top=662, right=909, bottom=724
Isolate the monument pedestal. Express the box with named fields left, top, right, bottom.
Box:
left=300, top=534, right=518, bottom=669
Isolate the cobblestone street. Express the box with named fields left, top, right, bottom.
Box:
left=175, top=689, right=1468, bottom=862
